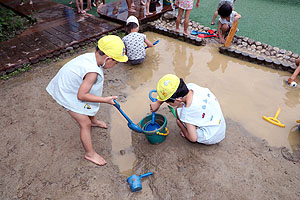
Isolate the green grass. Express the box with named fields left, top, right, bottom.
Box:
left=191, top=0, right=300, bottom=53
left=52, top=0, right=300, bottom=53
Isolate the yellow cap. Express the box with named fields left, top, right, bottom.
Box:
left=98, top=35, right=128, bottom=62
left=156, top=74, right=180, bottom=101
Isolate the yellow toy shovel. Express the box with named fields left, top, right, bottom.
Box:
left=263, top=108, right=285, bottom=128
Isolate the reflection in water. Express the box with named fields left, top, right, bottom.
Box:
left=64, top=7, right=78, bottom=32
left=173, top=43, right=193, bottom=79
left=207, top=45, right=229, bottom=73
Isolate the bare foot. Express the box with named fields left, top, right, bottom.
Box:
left=20, top=2, right=24, bottom=5
left=80, top=10, right=86, bottom=14
left=69, top=0, right=73, bottom=5
left=211, top=22, right=215, bottom=25
left=184, top=31, right=190, bottom=35
left=84, top=8, right=91, bottom=12
left=175, top=28, right=180, bottom=33
left=91, top=120, right=108, bottom=129
left=146, top=12, right=153, bottom=16
left=85, top=152, right=107, bottom=166
left=128, top=8, right=136, bottom=13
left=140, top=0, right=145, bottom=5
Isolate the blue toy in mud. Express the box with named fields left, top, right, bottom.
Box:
left=127, top=172, right=153, bottom=192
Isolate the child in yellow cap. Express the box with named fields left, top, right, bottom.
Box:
left=46, top=35, right=128, bottom=166
left=150, top=74, right=226, bottom=144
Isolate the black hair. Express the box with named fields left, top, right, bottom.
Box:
left=165, top=78, right=189, bottom=103
left=218, top=2, right=232, bottom=17
left=96, top=46, right=105, bottom=56
left=125, top=22, right=139, bottom=33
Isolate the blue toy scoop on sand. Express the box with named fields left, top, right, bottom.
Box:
left=113, top=99, right=144, bottom=133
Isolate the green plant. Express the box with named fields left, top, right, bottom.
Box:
left=53, top=57, right=60, bottom=62
left=69, top=49, right=74, bottom=55
left=0, top=5, right=34, bottom=42
left=45, top=58, right=51, bottom=64
left=0, top=63, right=31, bottom=80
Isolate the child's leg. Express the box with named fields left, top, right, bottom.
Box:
left=183, top=9, right=192, bottom=35
left=175, top=8, right=184, bottom=32
left=219, top=24, right=229, bottom=44
left=176, top=119, right=197, bottom=142
left=89, top=116, right=108, bottom=128
left=68, top=111, right=107, bottom=166
left=140, top=0, right=145, bottom=6
left=75, top=0, right=81, bottom=13
left=85, top=0, right=91, bottom=11
left=146, top=0, right=152, bottom=15
left=211, top=10, right=218, bottom=25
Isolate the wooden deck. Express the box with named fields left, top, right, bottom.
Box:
left=0, top=0, right=171, bottom=73
left=97, top=0, right=172, bottom=24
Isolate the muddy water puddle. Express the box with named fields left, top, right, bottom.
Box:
left=110, top=32, right=300, bottom=174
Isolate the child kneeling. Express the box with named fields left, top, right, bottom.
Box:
left=217, top=2, right=241, bottom=44
left=122, top=16, right=153, bottom=65
left=150, top=74, right=226, bottom=144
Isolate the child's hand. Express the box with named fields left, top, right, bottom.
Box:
left=219, top=37, right=225, bottom=44
left=150, top=101, right=162, bottom=112
left=105, top=96, right=118, bottom=105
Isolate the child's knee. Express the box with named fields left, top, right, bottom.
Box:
left=221, top=24, right=229, bottom=32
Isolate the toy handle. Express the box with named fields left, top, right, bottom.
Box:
left=145, top=40, right=160, bottom=49
left=140, top=172, right=153, bottom=179
left=113, top=99, right=120, bottom=109
left=149, top=90, right=158, bottom=102
left=113, top=99, right=134, bottom=124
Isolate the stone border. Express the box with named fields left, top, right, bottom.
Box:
left=144, top=12, right=299, bottom=74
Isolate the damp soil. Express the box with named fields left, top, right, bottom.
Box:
left=1, top=39, right=300, bottom=199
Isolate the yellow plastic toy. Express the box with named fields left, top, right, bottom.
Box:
left=263, top=108, right=285, bottom=128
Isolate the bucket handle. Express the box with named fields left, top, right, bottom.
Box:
left=149, top=89, right=157, bottom=102
left=156, top=127, right=169, bottom=136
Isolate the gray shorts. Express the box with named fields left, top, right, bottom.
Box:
left=128, top=58, right=145, bottom=65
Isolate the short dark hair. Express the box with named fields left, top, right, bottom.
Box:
left=218, top=2, right=232, bottom=17
left=125, top=22, right=138, bottom=33
left=165, top=78, right=189, bottom=103
left=96, top=46, right=105, bottom=56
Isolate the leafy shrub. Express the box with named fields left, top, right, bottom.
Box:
left=0, top=6, right=34, bottom=42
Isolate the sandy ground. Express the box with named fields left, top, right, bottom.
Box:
left=1, top=48, right=300, bottom=200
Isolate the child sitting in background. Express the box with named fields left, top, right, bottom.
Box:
left=288, top=57, right=300, bottom=85
left=150, top=74, right=226, bottom=144
left=122, top=16, right=153, bottom=65
left=217, top=2, right=241, bottom=44
left=211, top=0, right=236, bottom=25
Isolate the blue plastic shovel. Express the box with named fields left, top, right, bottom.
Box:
left=191, top=30, right=211, bottom=35
left=113, top=99, right=144, bottom=133
left=145, top=40, right=160, bottom=49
